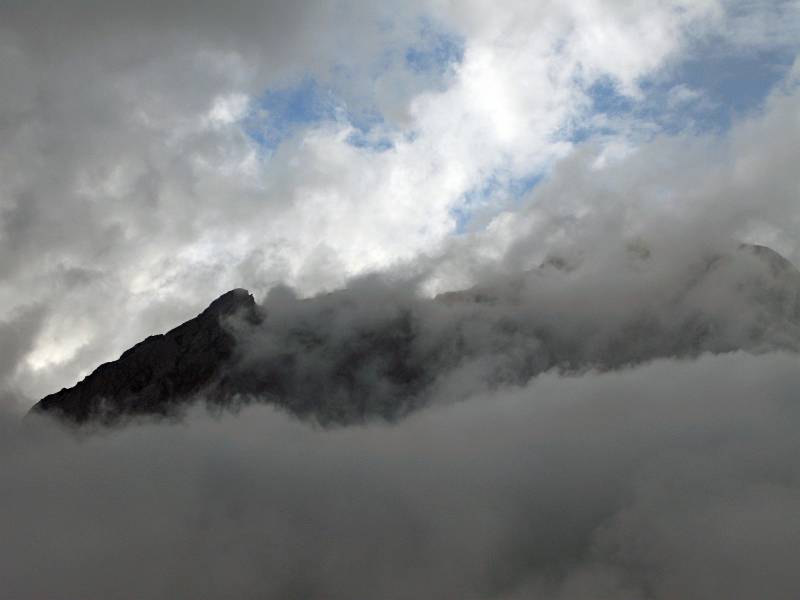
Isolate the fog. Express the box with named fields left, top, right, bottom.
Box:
left=5, top=352, right=800, bottom=599
left=214, top=237, right=800, bottom=423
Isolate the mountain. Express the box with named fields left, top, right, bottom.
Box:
left=30, top=289, right=260, bottom=424
left=30, top=244, right=800, bottom=425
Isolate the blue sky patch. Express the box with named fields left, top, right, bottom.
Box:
left=245, top=76, right=396, bottom=153
left=671, top=48, right=796, bottom=128
left=244, top=78, right=339, bottom=150
left=404, top=19, right=464, bottom=76
left=568, top=46, right=796, bottom=144
left=345, top=129, right=394, bottom=152
left=243, top=18, right=463, bottom=156
left=451, top=170, right=545, bottom=234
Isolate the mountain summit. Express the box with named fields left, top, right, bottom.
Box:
left=30, top=289, right=259, bottom=423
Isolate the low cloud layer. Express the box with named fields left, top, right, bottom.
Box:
left=207, top=237, right=800, bottom=423
left=6, top=352, right=800, bottom=599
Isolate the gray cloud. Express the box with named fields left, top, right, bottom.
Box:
left=201, top=238, right=800, bottom=424
left=6, top=351, right=800, bottom=599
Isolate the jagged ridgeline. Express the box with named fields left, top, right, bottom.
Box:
left=31, top=244, right=800, bottom=425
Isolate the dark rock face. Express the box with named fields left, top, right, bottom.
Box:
left=30, top=289, right=260, bottom=424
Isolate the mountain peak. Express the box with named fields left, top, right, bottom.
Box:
left=203, top=288, right=255, bottom=317
left=30, top=289, right=259, bottom=424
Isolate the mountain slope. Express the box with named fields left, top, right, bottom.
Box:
left=30, top=289, right=260, bottom=423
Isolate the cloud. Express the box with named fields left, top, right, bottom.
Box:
left=177, top=235, right=791, bottom=426
left=1, top=0, right=750, bottom=407
left=6, top=351, right=800, bottom=599
left=1, top=5, right=799, bottom=596
left=430, top=74, right=800, bottom=296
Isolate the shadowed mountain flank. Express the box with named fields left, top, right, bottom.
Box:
left=30, top=245, right=800, bottom=426
left=30, top=289, right=260, bottom=424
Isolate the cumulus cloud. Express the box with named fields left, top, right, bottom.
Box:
left=6, top=352, right=800, bottom=599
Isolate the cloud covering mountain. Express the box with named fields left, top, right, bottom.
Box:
left=7, top=352, right=800, bottom=599
left=31, top=240, right=800, bottom=424
left=2, top=1, right=800, bottom=598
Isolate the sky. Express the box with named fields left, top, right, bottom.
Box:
left=2, top=2, right=800, bottom=598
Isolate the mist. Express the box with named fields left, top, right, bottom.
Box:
left=6, top=352, right=800, bottom=599
left=210, top=236, right=800, bottom=423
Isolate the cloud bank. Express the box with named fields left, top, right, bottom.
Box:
left=209, top=239, right=800, bottom=424
left=7, top=352, right=800, bottom=599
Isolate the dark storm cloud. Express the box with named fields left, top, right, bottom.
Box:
left=6, top=352, right=800, bottom=599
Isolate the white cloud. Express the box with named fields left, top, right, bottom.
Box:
left=206, top=93, right=251, bottom=127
